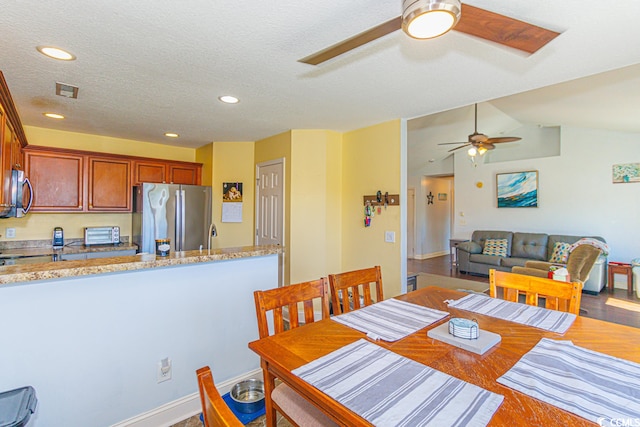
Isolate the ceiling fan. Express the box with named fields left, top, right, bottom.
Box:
left=299, top=0, right=560, bottom=65
left=438, top=103, right=522, bottom=154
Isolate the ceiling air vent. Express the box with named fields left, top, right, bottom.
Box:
left=55, top=82, right=79, bottom=99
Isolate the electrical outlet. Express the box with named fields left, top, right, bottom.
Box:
left=157, top=357, right=172, bottom=383
left=385, top=231, right=395, bottom=243
left=5, top=228, right=16, bottom=238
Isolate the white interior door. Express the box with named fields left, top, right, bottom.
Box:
left=256, top=159, right=285, bottom=285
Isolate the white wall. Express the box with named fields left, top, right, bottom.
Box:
left=411, top=176, right=454, bottom=258
left=0, top=255, right=278, bottom=427
left=453, top=126, right=640, bottom=262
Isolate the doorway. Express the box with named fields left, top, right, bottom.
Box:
left=407, top=188, right=415, bottom=259
left=256, top=158, right=285, bottom=286
left=420, top=175, right=454, bottom=259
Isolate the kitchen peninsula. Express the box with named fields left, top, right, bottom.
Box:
left=0, top=245, right=281, bottom=285
left=0, top=245, right=283, bottom=427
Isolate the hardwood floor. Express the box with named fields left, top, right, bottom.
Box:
left=409, top=255, right=640, bottom=329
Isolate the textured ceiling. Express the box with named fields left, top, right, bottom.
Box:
left=1, top=1, right=640, bottom=149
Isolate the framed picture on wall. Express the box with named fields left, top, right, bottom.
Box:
left=496, top=171, right=538, bottom=208
left=612, top=163, right=640, bottom=183
left=438, top=193, right=447, bottom=201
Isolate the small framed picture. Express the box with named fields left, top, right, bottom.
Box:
left=496, top=171, right=538, bottom=208
left=438, top=193, right=447, bottom=201
left=612, top=163, right=640, bottom=183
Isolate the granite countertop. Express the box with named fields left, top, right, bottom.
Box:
left=0, top=245, right=284, bottom=286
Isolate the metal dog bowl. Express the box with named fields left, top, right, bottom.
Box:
left=229, top=379, right=265, bottom=414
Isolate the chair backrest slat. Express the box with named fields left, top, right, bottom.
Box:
left=490, top=269, right=582, bottom=315
left=197, top=366, right=242, bottom=427
left=328, top=266, right=383, bottom=315
left=254, top=278, right=331, bottom=339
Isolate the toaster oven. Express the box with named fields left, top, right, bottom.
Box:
left=84, top=226, right=120, bottom=245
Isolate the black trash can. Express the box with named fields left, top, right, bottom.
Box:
left=0, top=386, right=37, bottom=427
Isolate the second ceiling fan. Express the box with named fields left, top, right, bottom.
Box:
left=438, top=103, right=522, bottom=154
left=299, top=0, right=560, bottom=65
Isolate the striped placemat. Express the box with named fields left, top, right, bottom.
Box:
left=331, top=298, right=449, bottom=342
left=293, top=339, right=504, bottom=427
left=447, top=294, right=576, bottom=334
left=498, top=338, right=640, bottom=423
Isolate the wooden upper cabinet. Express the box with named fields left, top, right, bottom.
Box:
left=23, top=146, right=201, bottom=212
left=0, top=72, right=28, bottom=213
left=0, top=108, right=11, bottom=210
left=11, top=131, right=23, bottom=170
left=168, top=163, right=201, bottom=185
left=132, top=160, right=167, bottom=185
left=88, top=156, right=131, bottom=211
left=24, top=149, right=84, bottom=211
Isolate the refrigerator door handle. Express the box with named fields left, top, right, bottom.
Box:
left=175, top=189, right=182, bottom=251
left=180, top=189, right=186, bottom=251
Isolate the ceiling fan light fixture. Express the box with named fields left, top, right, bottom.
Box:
left=36, top=46, right=76, bottom=61
left=402, top=0, right=461, bottom=39
left=477, top=146, right=488, bottom=156
left=467, top=147, right=477, bottom=157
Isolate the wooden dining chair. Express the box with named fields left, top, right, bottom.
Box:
left=328, top=265, right=383, bottom=315
left=196, top=366, right=242, bottom=427
left=489, top=269, right=583, bottom=315
left=254, top=279, right=337, bottom=427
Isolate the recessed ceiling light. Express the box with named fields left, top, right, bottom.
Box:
left=164, top=132, right=179, bottom=138
left=43, top=113, right=65, bottom=119
left=36, top=46, right=76, bottom=61
left=218, top=95, right=239, bottom=104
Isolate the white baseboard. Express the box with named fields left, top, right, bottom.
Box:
left=413, top=250, right=449, bottom=260
left=110, top=368, right=263, bottom=427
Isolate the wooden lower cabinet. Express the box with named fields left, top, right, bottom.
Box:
left=88, top=156, right=131, bottom=211
left=24, top=150, right=84, bottom=211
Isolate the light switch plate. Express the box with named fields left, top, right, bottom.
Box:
left=5, top=228, right=16, bottom=238
left=385, top=231, right=395, bottom=243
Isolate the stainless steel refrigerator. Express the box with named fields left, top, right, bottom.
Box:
left=132, top=183, right=212, bottom=254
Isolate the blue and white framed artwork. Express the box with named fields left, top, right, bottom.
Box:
left=496, top=171, right=538, bottom=208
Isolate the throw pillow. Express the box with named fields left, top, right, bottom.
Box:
left=549, top=242, right=571, bottom=263
left=482, top=238, right=508, bottom=257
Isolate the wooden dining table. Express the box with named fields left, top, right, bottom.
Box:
left=248, top=286, right=640, bottom=426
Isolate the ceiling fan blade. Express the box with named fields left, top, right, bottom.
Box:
left=454, top=4, right=560, bottom=54
left=448, top=143, right=471, bottom=153
left=438, top=141, right=468, bottom=145
left=486, top=136, right=522, bottom=143
left=299, top=16, right=402, bottom=65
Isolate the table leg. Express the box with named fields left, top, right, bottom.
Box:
left=608, top=269, right=614, bottom=292
left=261, top=359, right=278, bottom=427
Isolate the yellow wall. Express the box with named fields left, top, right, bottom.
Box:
left=0, top=213, right=133, bottom=241
left=289, top=130, right=342, bottom=283
left=341, top=120, right=402, bottom=297
left=195, top=143, right=213, bottom=186
left=25, top=126, right=195, bottom=162
left=210, top=141, right=255, bottom=248
left=0, top=127, right=198, bottom=243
